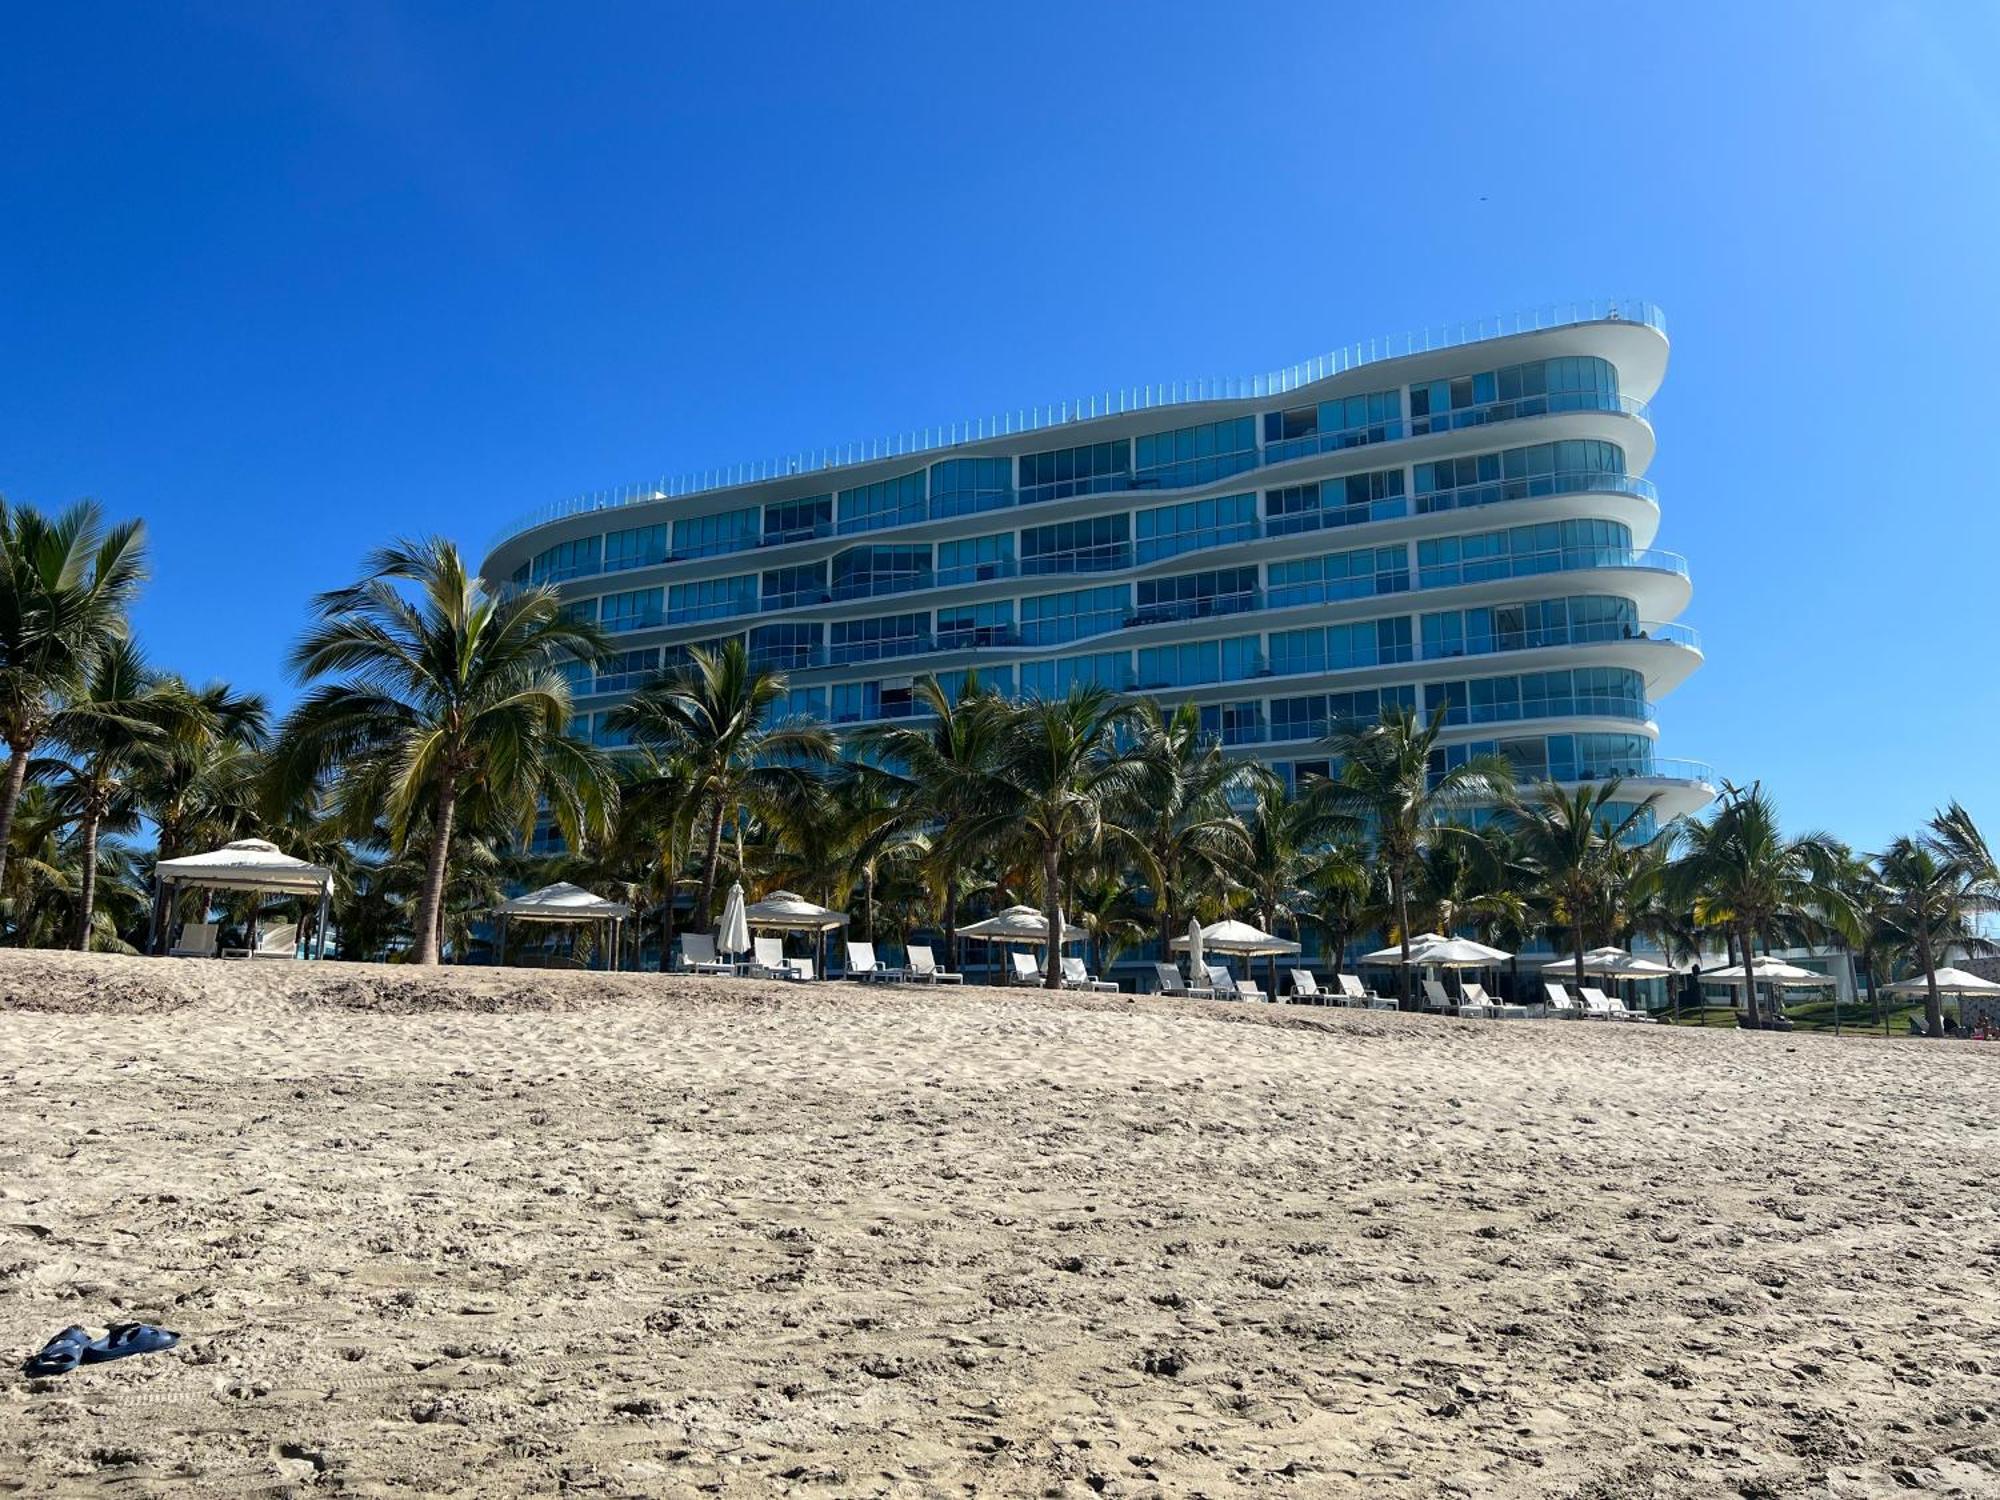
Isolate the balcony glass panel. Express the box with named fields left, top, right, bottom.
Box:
left=672, top=507, right=761, bottom=562
left=1132, top=416, right=1258, bottom=491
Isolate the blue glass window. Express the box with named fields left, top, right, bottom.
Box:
left=831, top=545, right=930, bottom=600
left=1414, top=440, right=1628, bottom=514
left=836, top=471, right=926, bottom=535
left=936, top=533, right=1015, bottom=584
left=1262, top=389, right=1402, bottom=462
left=762, top=561, right=829, bottom=609
left=559, top=597, right=598, bottom=625
left=601, top=587, right=666, bottom=634
left=1409, top=357, right=1620, bottom=435
left=1018, top=439, right=1131, bottom=505
left=1020, top=514, right=1130, bottom=574
left=784, top=685, right=827, bottom=720
left=748, top=622, right=822, bottom=672
left=829, top=612, right=928, bottom=665
left=666, top=574, right=756, bottom=624
left=929, top=457, right=1014, bottom=519
left=1416, top=519, right=1631, bottom=589
left=1132, top=417, right=1258, bottom=490
left=935, top=665, right=1016, bottom=702
left=672, top=507, right=760, bottom=561
left=935, top=600, right=1014, bottom=648
left=1136, top=640, right=1220, bottom=689
left=1133, top=566, right=1258, bottom=623
left=1430, top=667, right=1646, bottom=726
left=531, top=536, right=602, bottom=584
left=1266, top=546, right=1409, bottom=607
left=595, top=647, right=659, bottom=694
left=604, top=523, right=669, bottom=572
left=1134, top=493, right=1257, bottom=564
left=1198, top=701, right=1267, bottom=747
left=764, top=494, right=832, bottom=544
left=1019, top=584, right=1131, bottom=646
left=1268, top=627, right=1326, bottom=677
left=1018, top=651, right=1131, bottom=699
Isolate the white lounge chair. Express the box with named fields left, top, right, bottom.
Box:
left=1577, top=986, right=1617, bottom=1020
left=751, top=936, right=811, bottom=981
left=844, top=940, right=900, bottom=983
left=903, top=944, right=961, bottom=984
left=1601, top=992, right=1656, bottom=1023
left=1152, top=962, right=1213, bottom=1000
left=677, top=933, right=735, bottom=976
left=1462, top=981, right=1527, bottom=1020
left=1422, top=978, right=1458, bottom=1013
left=1543, top=980, right=1582, bottom=1018
left=1060, top=957, right=1119, bottom=993
left=1009, top=951, right=1043, bottom=984
left=169, top=922, right=218, bottom=958
left=1208, top=964, right=1268, bottom=1003
left=1289, top=969, right=1325, bottom=1004
left=249, top=923, right=300, bottom=960
left=1336, top=972, right=1397, bottom=1011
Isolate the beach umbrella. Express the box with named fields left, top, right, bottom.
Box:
left=1540, top=946, right=1638, bottom=977
left=1356, top=932, right=1449, bottom=966
left=717, top=882, right=752, bottom=961
left=957, top=905, right=1086, bottom=944
left=1410, top=937, right=1511, bottom=967
left=1703, top=956, right=1835, bottom=986
left=1185, top=916, right=1204, bottom=987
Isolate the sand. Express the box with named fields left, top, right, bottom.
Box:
left=0, top=950, right=1995, bottom=1498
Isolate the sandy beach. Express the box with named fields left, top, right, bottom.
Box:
left=0, top=950, right=1995, bottom=1497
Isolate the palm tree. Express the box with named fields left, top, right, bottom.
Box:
left=604, top=750, right=700, bottom=970
left=1311, top=704, right=1513, bottom=1007
left=608, top=638, right=833, bottom=931
left=41, top=639, right=194, bottom=949
left=1506, top=780, right=1661, bottom=1002
left=850, top=673, right=1010, bottom=958
left=0, top=499, right=148, bottom=895
left=271, top=537, right=616, bottom=965
left=1672, top=781, right=1844, bottom=1028
left=975, top=685, right=1147, bottom=990
left=1874, top=822, right=1995, bottom=1038
left=1123, top=700, right=1268, bottom=959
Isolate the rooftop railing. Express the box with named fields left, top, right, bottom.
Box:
left=489, top=298, right=1666, bottom=552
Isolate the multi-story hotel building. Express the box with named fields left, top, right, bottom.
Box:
left=481, top=300, right=1712, bottom=839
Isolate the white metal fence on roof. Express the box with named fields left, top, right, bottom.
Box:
left=487, top=299, right=1666, bottom=556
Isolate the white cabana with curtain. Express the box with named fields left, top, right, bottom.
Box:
left=956, top=904, right=1085, bottom=984
left=493, top=882, right=632, bottom=970
left=1172, top=917, right=1302, bottom=998
left=153, top=838, right=335, bottom=958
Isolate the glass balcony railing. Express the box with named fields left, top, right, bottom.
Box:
left=1410, top=390, right=1650, bottom=436
left=1414, top=470, right=1657, bottom=517
left=1421, top=618, right=1700, bottom=662
left=1442, top=695, right=1656, bottom=728
left=1263, top=420, right=1409, bottom=467
left=1417, top=546, right=1687, bottom=590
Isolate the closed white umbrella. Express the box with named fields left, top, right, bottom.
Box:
left=1185, top=916, right=1204, bottom=986
left=717, top=882, right=752, bottom=958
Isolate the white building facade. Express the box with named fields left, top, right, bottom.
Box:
left=480, top=301, right=1712, bottom=839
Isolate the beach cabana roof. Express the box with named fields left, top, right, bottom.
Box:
left=494, top=882, right=630, bottom=921
left=1170, top=918, right=1300, bottom=957
left=744, top=890, right=850, bottom=931
left=154, top=838, right=332, bottom=896
left=958, top=905, right=1084, bottom=944
left=1356, top=933, right=1451, bottom=966
left=1541, top=946, right=1670, bottom=977
left=1882, top=966, right=2000, bottom=997
left=1703, top=956, right=1836, bottom=987
left=1407, top=936, right=1512, bottom=967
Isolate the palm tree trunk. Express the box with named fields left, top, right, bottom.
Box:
left=1921, top=920, right=1944, bottom=1038
left=1042, top=842, right=1063, bottom=991
left=1573, top=901, right=1587, bottom=1003
left=1394, top=867, right=1412, bottom=1010
left=939, top=855, right=959, bottom=957
left=1865, top=958, right=1885, bottom=1037
left=1739, top=923, right=1761, bottom=1028
left=656, top=874, right=677, bottom=974
left=72, top=805, right=102, bottom=951
left=412, top=783, right=458, bottom=966
left=697, top=800, right=726, bottom=931
left=0, top=745, right=31, bottom=894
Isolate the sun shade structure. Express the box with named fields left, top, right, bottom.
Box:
left=493, top=882, right=632, bottom=971
left=152, top=838, right=335, bottom=959
left=744, top=890, right=849, bottom=979
left=1541, top=946, right=1670, bottom=977
left=1703, top=956, right=1836, bottom=986
left=957, top=905, right=1086, bottom=945
left=1356, top=932, right=1450, bottom=966
left=1402, top=936, right=1511, bottom=967
left=1882, top=967, right=2000, bottom=996
left=1170, top=918, right=1301, bottom=958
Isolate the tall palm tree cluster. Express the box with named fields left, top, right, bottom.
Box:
left=2, top=503, right=1992, bottom=1029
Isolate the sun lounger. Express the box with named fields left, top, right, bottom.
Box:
left=247, top=923, right=300, bottom=960
left=1462, top=982, right=1527, bottom=1020
left=751, top=936, right=811, bottom=981
left=1060, top=957, right=1119, bottom=993
left=1152, top=962, right=1214, bottom=1000
left=843, top=940, right=900, bottom=983
left=1288, top=968, right=1325, bottom=1005
left=1542, top=980, right=1582, bottom=1019
left=1601, top=992, right=1656, bottom=1023
left=677, top=933, right=736, bottom=976
left=1335, top=972, right=1397, bottom=1011
left=903, top=944, right=961, bottom=984
left=1207, top=965, right=1268, bottom=1003
left=1577, top=986, right=1617, bottom=1020
left=1009, top=951, right=1043, bottom=984
left=1422, top=978, right=1458, bottom=1014
left=168, top=922, right=218, bottom=958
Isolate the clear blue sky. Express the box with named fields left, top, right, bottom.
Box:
left=3, top=2, right=1996, bottom=853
